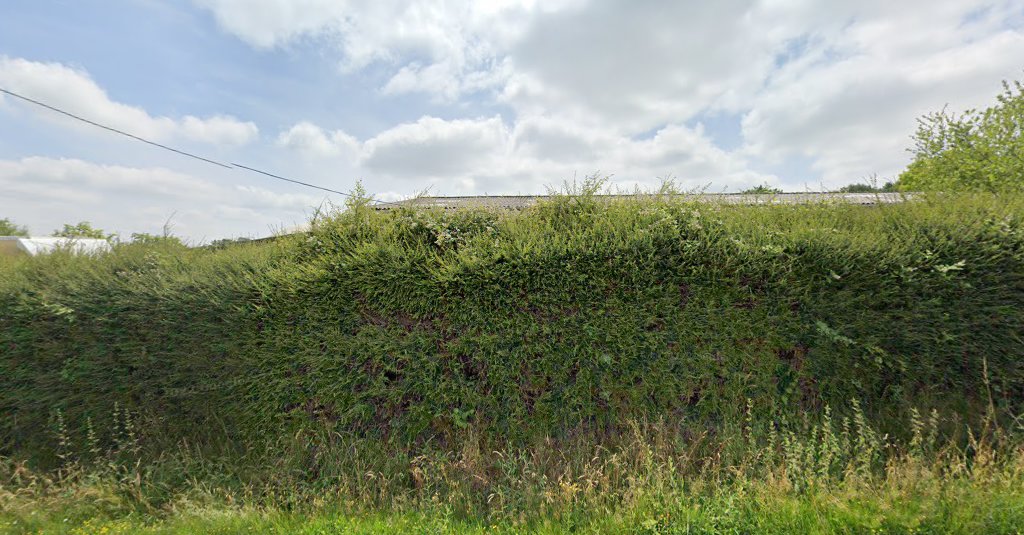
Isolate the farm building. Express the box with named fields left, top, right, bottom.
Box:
left=0, top=236, right=111, bottom=257
left=242, top=192, right=913, bottom=243
left=373, top=192, right=910, bottom=210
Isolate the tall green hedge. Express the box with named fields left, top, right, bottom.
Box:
left=2, top=193, right=1022, bottom=464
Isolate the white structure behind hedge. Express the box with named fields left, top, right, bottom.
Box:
left=0, top=236, right=111, bottom=257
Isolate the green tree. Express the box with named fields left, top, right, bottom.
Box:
left=130, top=232, right=185, bottom=248
left=899, top=80, right=1024, bottom=192
left=741, top=184, right=783, bottom=194
left=208, top=237, right=252, bottom=249
left=0, top=218, right=29, bottom=236
left=53, top=221, right=115, bottom=241
left=837, top=180, right=898, bottom=193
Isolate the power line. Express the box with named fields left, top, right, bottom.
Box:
left=0, top=86, right=397, bottom=206
left=1, top=87, right=232, bottom=169
left=233, top=163, right=380, bottom=200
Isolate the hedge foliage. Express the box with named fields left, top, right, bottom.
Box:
left=1, top=192, right=1023, bottom=464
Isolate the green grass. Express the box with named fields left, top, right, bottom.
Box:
left=3, top=399, right=1024, bottom=533
left=7, top=489, right=1024, bottom=535
left=4, top=441, right=1024, bottom=534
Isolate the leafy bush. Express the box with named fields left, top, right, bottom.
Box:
left=899, top=80, right=1024, bottom=192
left=1, top=192, right=1022, bottom=472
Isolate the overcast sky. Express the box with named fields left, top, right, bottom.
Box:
left=1, top=0, right=1022, bottom=241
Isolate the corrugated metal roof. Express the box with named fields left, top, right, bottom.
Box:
left=374, top=192, right=910, bottom=210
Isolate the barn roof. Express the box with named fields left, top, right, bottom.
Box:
left=373, top=192, right=909, bottom=210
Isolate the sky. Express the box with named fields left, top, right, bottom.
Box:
left=1, top=0, right=1022, bottom=242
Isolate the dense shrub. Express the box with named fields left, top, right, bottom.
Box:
left=1, top=193, right=1022, bottom=467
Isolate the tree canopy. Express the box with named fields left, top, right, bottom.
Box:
left=899, top=80, right=1024, bottom=192
left=0, top=218, right=29, bottom=237
left=741, top=184, right=783, bottom=194
left=53, top=221, right=115, bottom=240
left=129, top=232, right=185, bottom=248
left=837, top=182, right=898, bottom=193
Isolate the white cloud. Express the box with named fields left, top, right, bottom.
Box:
left=0, top=56, right=258, bottom=146
left=276, top=121, right=360, bottom=159
left=511, top=115, right=613, bottom=164
left=619, top=125, right=768, bottom=186
left=233, top=184, right=328, bottom=210
left=503, top=1, right=783, bottom=132
left=0, top=157, right=321, bottom=240
left=0, top=156, right=221, bottom=199
left=361, top=115, right=511, bottom=178
left=195, top=0, right=1024, bottom=191
left=279, top=113, right=776, bottom=193
left=180, top=115, right=260, bottom=147
left=740, top=2, right=1024, bottom=184
left=381, top=59, right=514, bottom=101
left=190, top=0, right=350, bottom=49
left=192, top=0, right=569, bottom=100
